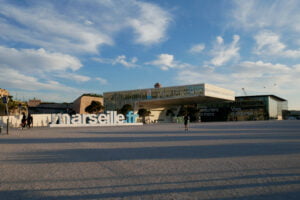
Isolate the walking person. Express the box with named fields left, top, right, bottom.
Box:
left=20, top=112, right=27, bottom=129
left=184, top=114, right=190, bottom=132
left=27, top=113, right=33, bottom=128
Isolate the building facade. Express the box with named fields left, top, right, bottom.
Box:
left=28, top=103, right=73, bottom=114
left=72, top=95, right=104, bottom=114
left=199, top=95, right=288, bottom=121
left=28, top=99, right=42, bottom=107
left=104, top=83, right=234, bottom=110
left=104, top=83, right=235, bottom=122
left=235, top=95, right=288, bottom=120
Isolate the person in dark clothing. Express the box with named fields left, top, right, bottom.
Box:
left=21, top=113, right=27, bottom=129
left=27, top=113, right=33, bottom=128
left=184, top=114, right=190, bottom=132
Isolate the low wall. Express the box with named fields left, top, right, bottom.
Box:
left=0, top=114, right=51, bottom=128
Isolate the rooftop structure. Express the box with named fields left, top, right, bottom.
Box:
left=28, top=99, right=42, bottom=107
left=104, top=83, right=235, bottom=111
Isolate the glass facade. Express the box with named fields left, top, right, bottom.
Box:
left=269, top=96, right=288, bottom=119
left=198, top=100, right=267, bottom=122
left=198, top=95, right=288, bottom=122
left=104, top=84, right=205, bottom=110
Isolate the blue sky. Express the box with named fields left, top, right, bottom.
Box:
left=1, top=0, right=300, bottom=109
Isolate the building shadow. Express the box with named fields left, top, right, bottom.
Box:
left=1, top=178, right=300, bottom=200
left=6, top=142, right=300, bottom=164
left=1, top=130, right=300, bottom=144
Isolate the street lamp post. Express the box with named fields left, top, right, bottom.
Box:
left=2, top=96, right=9, bottom=135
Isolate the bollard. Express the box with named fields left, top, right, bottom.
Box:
left=7, top=118, right=9, bottom=135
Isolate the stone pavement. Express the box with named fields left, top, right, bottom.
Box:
left=0, top=120, right=300, bottom=199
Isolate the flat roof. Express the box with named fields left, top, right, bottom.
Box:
left=137, top=95, right=232, bottom=108
left=236, top=95, right=287, bottom=102
left=103, top=83, right=206, bottom=94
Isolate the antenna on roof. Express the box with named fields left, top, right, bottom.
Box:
left=242, top=88, right=247, bottom=96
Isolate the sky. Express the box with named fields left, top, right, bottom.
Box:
left=0, top=0, right=300, bottom=109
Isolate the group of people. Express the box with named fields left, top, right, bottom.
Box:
left=21, top=113, right=33, bottom=129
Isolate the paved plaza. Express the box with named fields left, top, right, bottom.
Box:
left=0, top=120, right=300, bottom=199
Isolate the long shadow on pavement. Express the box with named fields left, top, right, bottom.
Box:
left=6, top=142, right=300, bottom=163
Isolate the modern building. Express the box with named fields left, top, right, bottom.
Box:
left=28, top=99, right=42, bottom=107
left=28, top=103, right=73, bottom=114
left=283, top=110, right=300, bottom=120
left=199, top=95, right=288, bottom=121
left=27, top=94, right=104, bottom=115
left=235, top=95, right=288, bottom=120
left=104, top=83, right=235, bottom=122
left=104, top=83, right=289, bottom=122
left=72, top=94, right=104, bottom=114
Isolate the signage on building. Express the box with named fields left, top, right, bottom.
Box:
left=49, top=111, right=142, bottom=127
left=147, top=90, right=152, bottom=99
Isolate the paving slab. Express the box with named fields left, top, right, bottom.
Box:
left=0, top=121, right=300, bottom=199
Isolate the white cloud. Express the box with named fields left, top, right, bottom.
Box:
left=237, top=61, right=291, bottom=74
left=95, top=77, right=108, bottom=85
left=176, top=69, right=228, bottom=85
left=92, top=55, right=138, bottom=68
left=84, top=20, right=94, bottom=25
left=229, top=1, right=300, bottom=108
left=293, top=64, right=300, bottom=72
left=113, top=55, right=138, bottom=68
left=0, top=66, right=79, bottom=92
left=0, top=3, right=112, bottom=54
left=216, top=36, right=224, bottom=44
left=0, top=46, right=82, bottom=72
left=128, top=1, right=172, bottom=45
left=149, top=54, right=174, bottom=70
left=189, top=43, right=205, bottom=53
left=54, top=73, right=91, bottom=83
left=147, top=54, right=190, bottom=71
left=91, top=57, right=112, bottom=64
left=176, top=60, right=300, bottom=103
left=254, top=30, right=300, bottom=58
left=0, top=0, right=172, bottom=101
left=0, top=0, right=172, bottom=53
left=231, top=0, right=300, bottom=32
left=210, top=35, right=240, bottom=66
left=0, top=46, right=92, bottom=94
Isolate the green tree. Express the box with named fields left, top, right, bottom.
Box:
left=119, top=104, right=133, bottom=117
left=8, top=97, right=19, bottom=113
left=177, top=106, right=187, bottom=117
left=0, top=102, right=5, bottom=115
left=85, top=101, right=104, bottom=114
left=1, top=95, right=26, bottom=115
left=81, top=93, right=103, bottom=98
left=166, top=109, right=175, bottom=117
left=177, top=105, right=199, bottom=122
left=138, top=108, right=151, bottom=123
